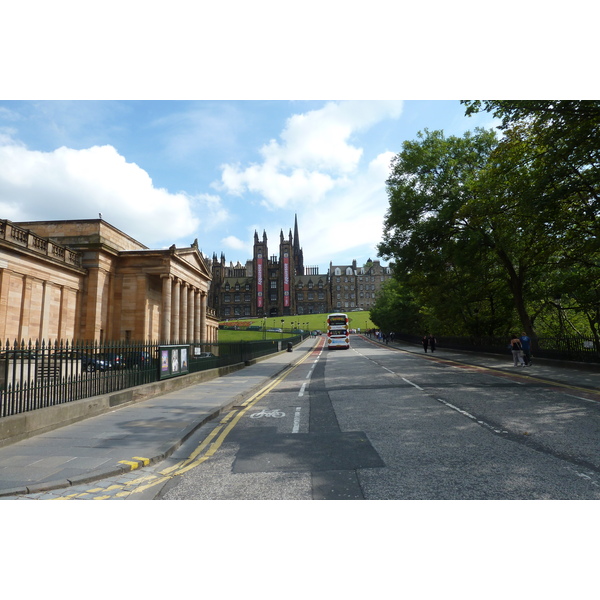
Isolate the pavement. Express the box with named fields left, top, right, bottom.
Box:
left=0, top=335, right=599, bottom=498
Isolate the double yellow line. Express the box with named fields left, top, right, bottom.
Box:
left=58, top=348, right=316, bottom=499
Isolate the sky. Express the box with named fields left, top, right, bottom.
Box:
left=0, top=99, right=501, bottom=270
left=1, top=3, right=593, bottom=275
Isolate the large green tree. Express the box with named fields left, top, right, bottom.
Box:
left=378, top=128, right=523, bottom=337
left=463, top=101, right=600, bottom=344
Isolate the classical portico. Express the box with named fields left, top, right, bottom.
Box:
left=0, top=219, right=218, bottom=344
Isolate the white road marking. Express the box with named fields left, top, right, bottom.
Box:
left=292, top=407, right=301, bottom=433
left=436, top=398, right=508, bottom=434
left=402, top=377, right=423, bottom=390
left=299, top=382, right=307, bottom=397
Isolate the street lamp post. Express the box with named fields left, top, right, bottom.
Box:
left=263, top=316, right=267, bottom=340
left=281, top=319, right=285, bottom=338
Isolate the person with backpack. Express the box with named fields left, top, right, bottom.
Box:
left=520, top=332, right=532, bottom=366
left=510, top=334, right=526, bottom=367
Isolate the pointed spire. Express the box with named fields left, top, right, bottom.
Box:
left=294, top=213, right=300, bottom=251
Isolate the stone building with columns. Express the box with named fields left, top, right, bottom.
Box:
left=0, top=219, right=218, bottom=344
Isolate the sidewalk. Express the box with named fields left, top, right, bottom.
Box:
left=371, top=336, right=600, bottom=394
left=0, top=337, right=320, bottom=497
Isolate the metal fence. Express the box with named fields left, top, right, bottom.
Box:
left=390, top=333, right=600, bottom=364
left=0, top=336, right=305, bottom=418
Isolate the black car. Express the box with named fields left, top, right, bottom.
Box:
left=0, top=350, right=39, bottom=361
left=122, top=351, right=154, bottom=370
left=52, top=351, right=114, bottom=373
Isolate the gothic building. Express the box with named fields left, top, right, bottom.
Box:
left=208, top=216, right=393, bottom=320
left=209, top=216, right=328, bottom=319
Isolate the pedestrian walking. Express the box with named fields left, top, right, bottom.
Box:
left=519, top=332, right=532, bottom=366
left=510, top=334, right=526, bottom=366
left=428, top=334, right=436, bottom=353
left=422, top=335, right=428, bottom=352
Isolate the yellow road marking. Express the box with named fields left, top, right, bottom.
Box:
left=54, top=349, right=315, bottom=499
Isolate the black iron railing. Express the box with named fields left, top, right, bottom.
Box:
left=387, top=333, right=600, bottom=364
left=0, top=336, right=305, bottom=418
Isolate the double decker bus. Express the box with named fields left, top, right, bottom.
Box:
left=326, top=313, right=350, bottom=349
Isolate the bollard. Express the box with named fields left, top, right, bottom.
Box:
left=287, top=342, right=293, bottom=352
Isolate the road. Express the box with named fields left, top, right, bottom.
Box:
left=153, top=335, right=600, bottom=500
left=18, top=334, right=599, bottom=500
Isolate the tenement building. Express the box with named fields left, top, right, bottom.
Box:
left=0, top=219, right=218, bottom=344
left=329, top=259, right=393, bottom=313
left=208, top=216, right=393, bottom=320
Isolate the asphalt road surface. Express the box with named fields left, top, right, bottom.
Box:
left=153, top=335, right=600, bottom=500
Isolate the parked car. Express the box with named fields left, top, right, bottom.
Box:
left=52, top=351, right=114, bottom=373
left=101, top=352, right=126, bottom=369
left=0, top=350, right=39, bottom=361
left=122, top=351, right=154, bottom=370
left=198, top=352, right=216, bottom=358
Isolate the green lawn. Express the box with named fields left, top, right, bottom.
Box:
left=218, top=311, right=375, bottom=341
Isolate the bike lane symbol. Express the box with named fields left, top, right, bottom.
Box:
left=250, top=408, right=286, bottom=419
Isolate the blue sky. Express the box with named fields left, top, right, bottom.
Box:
left=0, top=100, right=500, bottom=270
left=1, top=3, right=593, bottom=273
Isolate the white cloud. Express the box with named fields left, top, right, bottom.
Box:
left=218, top=100, right=404, bottom=209
left=221, top=235, right=247, bottom=251
left=0, top=142, right=207, bottom=246
left=298, top=151, right=396, bottom=266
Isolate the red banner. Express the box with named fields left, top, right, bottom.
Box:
left=283, top=252, right=290, bottom=307
left=257, top=254, right=263, bottom=308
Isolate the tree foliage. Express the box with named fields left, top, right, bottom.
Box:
left=377, top=101, right=600, bottom=342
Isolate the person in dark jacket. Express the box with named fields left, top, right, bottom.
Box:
left=428, top=334, right=436, bottom=352
left=422, top=335, right=428, bottom=352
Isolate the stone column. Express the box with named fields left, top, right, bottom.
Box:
left=39, top=280, right=51, bottom=341
left=171, top=278, right=181, bottom=342
left=18, top=275, right=32, bottom=341
left=188, top=286, right=195, bottom=342
left=161, top=275, right=172, bottom=343
left=194, top=289, right=201, bottom=341
left=200, top=292, right=207, bottom=342
left=179, top=282, right=188, bottom=342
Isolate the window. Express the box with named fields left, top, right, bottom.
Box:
left=298, top=292, right=304, bottom=301
left=224, top=294, right=231, bottom=303
left=270, top=281, right=277, bottom=289
left=334, top=268, right=341, bottom=276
